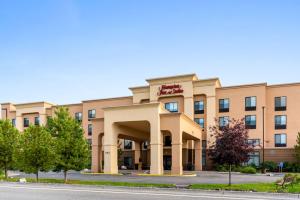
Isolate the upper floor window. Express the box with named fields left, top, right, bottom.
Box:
left=245, top=97, right=256, bottom=111
left=247, top=139, right=260, bottom=147
left=75, top=112, right=83, bottom=122
left=34, top=117, right=40, bottom=126
left=165, top=102, right=178, bottom=113
left=275, top=96, right=287, bottom=111
left=124, top=140, right=133, bottom=150
left=219, top=116, right=229, bottom=128
left=219, top=99, right=230, bottom=113
left=88, top=109, right=96, bottom=119
left=23, top=118, right=29, bottom=128
left=275, top=115, right=287, bottom=129
left=194, top=101, right=204, bottom=114
left=12, top=119, right=16, bottom=127
left=88, top=124, right=93, bottom=136
left=194, top=118, right=205, bottom=128
left=245, top=115, right=256, bottom=129
left=275, top=134, right=287, bottom=147
left=164, top=136, right=172, bottom=147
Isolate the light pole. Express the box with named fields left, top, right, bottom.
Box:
left=262, top=106, right=265, bottom=173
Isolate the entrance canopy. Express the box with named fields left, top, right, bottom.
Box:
left=102, top=102, right=203, bottom=175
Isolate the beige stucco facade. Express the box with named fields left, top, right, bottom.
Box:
left=1, top=73, right=300, bottom=174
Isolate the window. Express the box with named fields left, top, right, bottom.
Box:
left=88, top=124, right=92, bottom=136
left=219, top=116, right=229, bottom=128
left=75, top=112, right=82, bottom=122
left=124, top=157, right=133, bottom=169
left=34, top=117, right=40, bottom=126
left=88, top=109, right=96, bottom=119
left=247, top=139, right=260, bottom=147
left=23, top=118, right=29, bottom=128
left=165, top=102, right=178, bottom=113
left=164, top=136, right=172, bottom=146
left=275, top=115, right=287, bottom=129
left=275, top=134, right=287, bottom=147
left=11, top=119, right=16, bottom=127
left=245, top=97, right=256, bottom=111
left=245, top=115, right=256, bottom=129
left=219, top=99, right=229, bottom=112
left=143, top=141, right=149, bottom=149
left=194, top=118, right=205, bottom=128
left=124, top=140, right=132, bottom=150
left=275, top=97, right=287, bottom=111
left=194, top=101, right=204, bottom=114
left=246, top=152, right=260, bottom=167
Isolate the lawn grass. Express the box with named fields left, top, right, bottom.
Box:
left=0, top=177, right=175, bottom=188
left=189, top=183, right=300, bottom=193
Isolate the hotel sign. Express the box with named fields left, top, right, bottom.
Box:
left=157, top=84, right=184, bottom=96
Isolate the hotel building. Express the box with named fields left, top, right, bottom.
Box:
left=1, top=74, right=300, bottom=175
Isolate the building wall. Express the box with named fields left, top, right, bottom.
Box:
left=216, top=84, right=267, bottom=145
left=1, top=74, right=300, bottom=169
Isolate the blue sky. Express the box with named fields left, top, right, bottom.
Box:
left=0, top=0, right=300, bottom=104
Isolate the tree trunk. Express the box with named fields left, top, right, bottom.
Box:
left=36, top=170, right=39, bottom=183
left=4, top=165, right=8, bottom=180
left=64, top=170, right=68, bottom=184
left=229, top=164, right=232, bottom=186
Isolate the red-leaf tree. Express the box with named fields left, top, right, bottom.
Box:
left=209, top=118, right=254, bottom=186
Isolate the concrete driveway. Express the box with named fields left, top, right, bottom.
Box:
left=12, top=171, right=282, bottom=185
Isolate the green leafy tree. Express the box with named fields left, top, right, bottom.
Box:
left=0, top=120, right=20, bottom=179
left=294, top=132, right=300, bottom=163
left=47, top=107, right=89, bottom=183
left=18, top=125, right=56, bottom=182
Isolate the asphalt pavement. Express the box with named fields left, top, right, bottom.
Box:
left=14, top=170, right=282, bottom=185
left=0, top=182, right=299, bottom=200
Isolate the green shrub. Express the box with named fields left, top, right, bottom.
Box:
left=214, top=164, right=243, bottom=172
left=283, top=162, right=300, bottom=173
left=215, top=164, right=228, bottom=172
left=240, top=166, right=256, bottom=174
left=261, top=161, right=277, bottom=172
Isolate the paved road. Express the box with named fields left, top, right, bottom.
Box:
left=14, top=171, right=282, bottom=185
left=0, top=182, right=298, bottom=200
